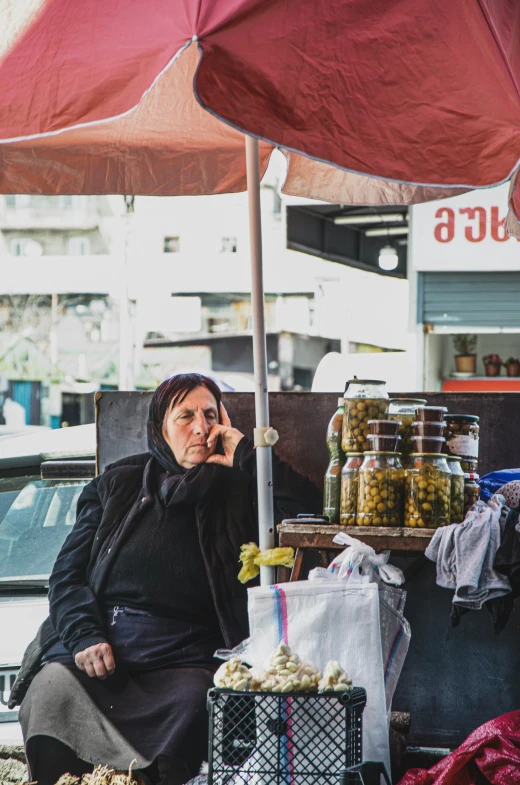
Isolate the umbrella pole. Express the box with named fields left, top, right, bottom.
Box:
left=245, top=135, right=276, bottom=586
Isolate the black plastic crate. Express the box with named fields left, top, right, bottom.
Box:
left=208, top=687, right=367, bottom=785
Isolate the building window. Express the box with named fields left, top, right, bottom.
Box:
left=4, top=195, right=30, bottom=208
left=220, top=236, right=237, bottom=253
left=68, top=236, right=91, bottom=256
left=164, top=236, right=180, bottom=253
left=10, top=238, right=43, bottom=257
left=10, top=239, right=25, bottom=256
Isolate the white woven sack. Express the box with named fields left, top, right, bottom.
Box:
left=241, top=581, right=390, bottom=776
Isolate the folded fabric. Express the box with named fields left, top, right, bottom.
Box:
left=479, top=468, right=520, bottom=503
left=397, top=709, right=520, bottom=785
left=496, top=480, right=520, bottom=511
left=425, top=496, right=511, bottom=611
left=494, top=508, right=520, bottom=598
left=450, top=595, right=515, bottom=635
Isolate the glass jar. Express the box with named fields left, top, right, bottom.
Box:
left=464, top=473, right=480, bottom=516
left=444, top=414, right=480, bottom=460
left=356, top=452, right=404, bottom=527
left=405, top=454, right=452, bottom=528
left=342, top=379, right=389, bottom=453
left=461, top=458, right=478, bottom=473
left=388, top=398, right=427, bottom=456
left=447, top=456, right=465, bottom=524
left=323, top=398, right=346, bottom=523
left=340, top=453, right=364, bottom=525
left=415, top=406, right=448, bottom=423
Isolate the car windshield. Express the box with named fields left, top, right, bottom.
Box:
left=0, top=476, right=87, bottom=583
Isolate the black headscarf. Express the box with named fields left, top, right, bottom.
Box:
left=147, top=374, right=223, bottom=505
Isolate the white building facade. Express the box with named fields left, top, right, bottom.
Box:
left=0, top=166, right=413, bottom=423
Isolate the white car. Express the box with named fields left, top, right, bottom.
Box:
left=0, top=425, right=95, bottom=743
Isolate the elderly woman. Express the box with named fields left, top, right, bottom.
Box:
left=11, top=374, right=320, bottom=785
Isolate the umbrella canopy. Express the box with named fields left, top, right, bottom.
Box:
left=0, top=0, right=519, bottom=230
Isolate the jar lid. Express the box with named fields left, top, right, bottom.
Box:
left=345, top=378, right=386, bottom=388
left=389, top=397, right=428, bottom=404
left=447, top=456, right=462, bottom=462
left=367, top=419, right=402, bottom=426
left=337, top=397, right=344, bottom=407
left=464, top=473, right=480, bottom=480
left=345, top=452, right=364, bottom=456
left=363, top=451, right=403, bottom=456
left=410, top=452, right=450, bottom=457
left=444, top=414, right=479, bottom=422
left=415, top=405, right=448, bottom=413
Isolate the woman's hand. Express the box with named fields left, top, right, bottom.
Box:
left=75, top=642, right=115, bottom=679
left=205, top=403, right=244, bottom=468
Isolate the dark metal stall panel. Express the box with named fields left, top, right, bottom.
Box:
left=95, top=391, right=520, bottom=749
left=95, top=390, right=152, bottom=472
left=420, top=272, right=520, bottom=328
left=96, top=390, right=520, bottom=483
left=391, top=558, right=520, bottom=748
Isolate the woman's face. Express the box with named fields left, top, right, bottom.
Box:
left=162, top=385, right=219, bottom=469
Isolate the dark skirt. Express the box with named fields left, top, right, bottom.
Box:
left=21, top=662, right=214, bottom=778
left=21, top=607, right=222, bottom=781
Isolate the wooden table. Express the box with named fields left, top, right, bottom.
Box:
left=277, top=523, right=434, bottom=581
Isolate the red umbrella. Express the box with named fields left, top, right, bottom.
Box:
left=1, top=0, right=519, bottom=214
left=1, top=0, right=520, bottom=578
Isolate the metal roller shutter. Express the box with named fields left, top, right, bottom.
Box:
left=420, top=272, right=520, bottom=328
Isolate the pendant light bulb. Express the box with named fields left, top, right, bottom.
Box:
left=378, top=244, right=398, bottom=271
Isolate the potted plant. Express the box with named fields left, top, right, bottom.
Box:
left=483, top=354, right=503, bottom=377
left=453, top=334, right=477, bottom=373
left=504, top=357, right=520, bottom=377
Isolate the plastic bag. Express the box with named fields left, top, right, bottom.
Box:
left=479, top=469, right=520, bottom=502
left=378, top=584, right=411, bottom=710
left=309, top=532, right=405, bottom=586
left=238, top=543, right=295, bottom=583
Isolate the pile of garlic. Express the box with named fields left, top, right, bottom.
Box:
left=213, top=647, right=353, bottom=696
left=214, top=657, right=253, bottom=691
left=253, top=643, right=321, bottom=693
left=318, top=660, right=353, bottom=693
left=56, top=760, right=139, bottom=785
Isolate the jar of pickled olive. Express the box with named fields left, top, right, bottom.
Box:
left=388, top=398, right=427, bottom=456
left=356, top=452, right=404, bottom=527
left=444, top=414, right=480, bottom=460
left=323, top=398, right=346, bottom=523
left=461, top=458, right=478, bottom=473
left=464, top=473, right=480, bottom=516
left=447, top=456, right=465, bottom=524
left=404, top=454, right=452, bottom=529
left=342, top=379, right=389, bottom=453
left=340, top=453, right=364, bottom=526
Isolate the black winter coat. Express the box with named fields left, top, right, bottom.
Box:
left=9, top=437, right=320, bottom=708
